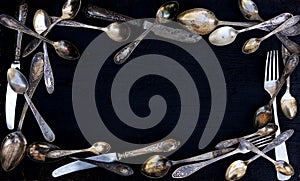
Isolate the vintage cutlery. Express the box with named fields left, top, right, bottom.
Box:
left=141, top=148, right=234, bottom=178
left=27, top=142, right=61, bottom=163
left=171, top=136, right=273, bottom=178
left=84, top=4, right=201, bottom=44
left=23, top=0, right=81, bottom=57
left=243, top=16, right=300, bottom=54
left=208, top=13, right=292, bottom=46
left=7, top=68, right=55, bottom=142
left=5, top=2, right=28, bottom=130
left=281, top=46, right=297, bottom=119
left=114, top=1, right=179, bottom=64
left=33, top=9, right=54, bottom=94
left=215, top=123, right=277, bottom=149
left=226, top=129, right=294, bottom=181
left=52, top=139, right=179, bottom=177
left=240, top=138, right=294, bottom=176
left=0, top=14, right=80, bottom=60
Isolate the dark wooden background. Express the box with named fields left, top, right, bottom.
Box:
left=0, top=0, right=300, bottom=180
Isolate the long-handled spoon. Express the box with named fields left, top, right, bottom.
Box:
left=215, top=123, right=277, bottom=149
left=225, top=129, right=294, bottom=181
left=0, top=14, right=80, bottom=60
left=50, top=16, right=131, bottom=42
left=240, top=138, right=294, bottom=176
left=1, top=53, right=44, bottom=171
left=208, top=13, right=292, bottom=46
left=254, top=53, right=299, bottom=128
left=141, top=148, right=234, bottom=178
left=243, top=15, right=300, bottom=54
left=7, top=68, right=55, bottom=142
left=33, top=10, right=54, bottom=94
left=114, top=1, right=179, bottom=64
left=23, top=0, right=81, bottom=58
left=280, top=46, right=297, bottom=119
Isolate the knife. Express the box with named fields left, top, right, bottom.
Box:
left=52, top=139, right=179, bottom=177
left=5, top=2, right=28, bottom=130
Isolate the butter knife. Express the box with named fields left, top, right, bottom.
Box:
left=5, top=2, right=28, bottom=130
left=52, top=139, right=179, bottom=177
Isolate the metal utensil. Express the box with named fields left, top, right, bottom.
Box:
left=171, top=136, right=273, bottom=178
left=215, top=123, right=277, bottom=149
left=281, top=46, right=297, bottom=119
left=52, top=139, right=179, bottom=177
left=141, top=148, right=234, bottom=178
left=242, top=16, right=300, bottom=54
left=27, top=142, right=61, bottom=163
left=114, top=1, right=179, bottom=64
left=0, top=14, right=80, bottom=60
left=5, top=2, right=28, bottom=130
left=33, top=9, right=54, bottom=94
left=225, top=129, right=294, bottom=181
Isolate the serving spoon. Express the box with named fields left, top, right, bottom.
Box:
left=0, top=14, right=80, bottom=60
left=208, top=13, right=291, bottom=46
left=114, top=1, right=179, bottom=64
left=242, top=15, right=300, bottom=54
left=33, top=9, right=54, bottom=94
left=23, top=0, right=81, bottom=57
left=280, top=46, right=297, bottom=119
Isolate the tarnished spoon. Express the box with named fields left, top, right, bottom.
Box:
left=243, top=15, right=300, bottom=54
left=23, top=0, right=81, bottom=57
left=281, top=46, right=297, bottom=119
left=0, top=14, right=80, bottom=60
left=114, top=1, right=179, bottom=64
left=33, top=9, right=54, bottom=94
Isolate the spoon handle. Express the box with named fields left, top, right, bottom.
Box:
left=51, top=16, right=103, bottom=30
left=18, top=52, right=44, bottom=130
left=114, top=22, right=155, bottom=64
left=0, top=14, right=53, bottom=44
left=47, top=148, right=90, bottom=158
left=70, top=157, right=134, bottom=176
left=43, top=42, right=55, bottom=94
left=23, top=93, right=55, bottom=142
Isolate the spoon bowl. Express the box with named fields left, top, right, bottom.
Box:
left=281, top=94, right=297, bottom=119
left=242, top=38, right=260, bottom=54
left=156, top=1, right=179, bottom=23
left=141, top=155, right=172, bottom=178
left=7, top=68, right=28, bottom=93
left=209, top=26, right=238, bottom=46
left=275, top=160, right=294, bottom=176
left=225, top=160, right=248, bottom=181
left=89, top=142, right=111, bottom=154
left=238, top=0, right=262, bottom=21
left=53, top=40, right=80, bottom=60
left=105, top=22, right=131, bottom=42
left=27, top=142, right=61, bottom=163
left=61, top=0, right=81, bottom=19
left=254, top=105, right=272, bottom=129
left=33, top=9, right=51, bottom=34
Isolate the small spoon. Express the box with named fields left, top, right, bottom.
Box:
left=33, top=9, right=54, bottom=94
left=208, top=13, right=291, bottom=46
left=27, top=142, right=61, bottom=163
left=7, top=68, right=55, bottom=142
left=114, top=1, right=179, bottom=64
left=240, top=139, right=294, bottom=176
left=23, top=0, right=81, bottom=57
left=243, top=16, right=300, bottom=54
left=0, top=14, right=80, bottom=60
left=254, top=53, right=299, bottom=128
left=280, top=46, right=297, bottom=119
left=51, top=16, right=131, bottom=42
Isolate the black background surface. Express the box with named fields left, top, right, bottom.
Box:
left=0, top=0, right=300, bottom=180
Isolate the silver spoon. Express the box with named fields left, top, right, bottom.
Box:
left=0, top=14, right=80, bottom=60
left=23, top=0, right=81, bottom=58
left=51, top=16, right=131, bottom=42
left=280, top=46, right=297, bottom=119
left=240, top=138, right=294, bottom=176
left=243, top=15, right=300, bottom=54
left=33, top=9, right=54, bottom=94
left=7, top=68, right=55, bottom=142
left=208, top=13, right=291, bottom=46
left=114, top=1, right=179, bottom=64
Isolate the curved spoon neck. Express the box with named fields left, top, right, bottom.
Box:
left=42, top=17, right=62, bottom=37
left=218, top=20, right=258, bottom=27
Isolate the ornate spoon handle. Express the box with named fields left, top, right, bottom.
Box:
left=43, top=42, right=54, bottom=94
left=47, top=148, right=90, bottom=158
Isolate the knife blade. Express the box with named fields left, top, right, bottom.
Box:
left=5, top=3, right=28, bottom=130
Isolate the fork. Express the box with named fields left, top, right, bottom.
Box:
left=171, top=136, right=273, bottom=178
left=264, top=50, right=290, bottom=180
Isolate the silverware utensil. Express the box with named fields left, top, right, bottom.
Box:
left=27, top=142, right=61, bottom=163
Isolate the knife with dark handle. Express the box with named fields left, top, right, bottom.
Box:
left=5, top=2, right=28, bottom=130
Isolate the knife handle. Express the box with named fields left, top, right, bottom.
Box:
left=118, top=139, right=180, bottom=160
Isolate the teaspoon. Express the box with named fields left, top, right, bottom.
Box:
left=208, top=13, right=291, bottom=46
left=0, top=14, right=80, bottom=60
left=23, top=0, right=81, bottom=58
left=114, top=1, right=179, bottom=64
left=243, top=15, right=300, bottom=54
left=280, top=46, right=297, bottom=119
left=33, top=9, right=54, bottom=94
